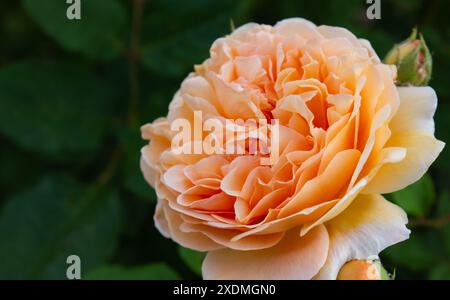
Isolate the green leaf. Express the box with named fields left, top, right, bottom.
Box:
left=382, top=232, right=438, bottom=272
left=0, top=145, right=44, bottom=198
left=22, top=0, right=126, bottom=60
left=140, top=0, right=252, bottom=78
left=390, top=174, right=435, bottom=217
left=178, top=246, right=205, bottom=276
left=436, top=191, right=450, bottom=256
left=428, top=263, right=450, bottom=280
left=434, top=102, right=450, bottom=174
left=441, top=224, right=450, bottom=258
left=86, top=263, right=180, bottom=280
left=0, top=175, right=121, bottom=279
left=0, top=61, right=116, bottom=162
left=437, top=190, right=450, bottom=216
left=119, top=126, right=155, bottom=201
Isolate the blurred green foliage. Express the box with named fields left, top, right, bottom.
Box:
left=0, top=0, right=449, bottom=279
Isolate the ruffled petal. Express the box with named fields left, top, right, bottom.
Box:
left=162, top=205, right=223, bottom=252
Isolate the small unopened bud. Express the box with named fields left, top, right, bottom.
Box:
left=384, top=28, right=433, bottom=86
left=337, top=259, right=391, bottom=280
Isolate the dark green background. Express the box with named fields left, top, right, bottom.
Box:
left=0, top=0, right=449, bottom=280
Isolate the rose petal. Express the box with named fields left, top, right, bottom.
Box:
left=364, top=87, right=445, bottom=194
left=275, top=18, right=321, bottom=40
left=163, top=205, right=223, bottom=252
left=314, top=194, right=410, bottom=280
left=202, top=224, right=329, bottom=279
left=279, top=149, right=361, bottom=217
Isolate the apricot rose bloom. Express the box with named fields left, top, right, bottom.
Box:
left=140, top=18, right=444, bottom=279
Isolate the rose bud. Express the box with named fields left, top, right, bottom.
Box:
left=337, top=259, right=391, bottom=280
left=384, top=28, right=433, bottom=86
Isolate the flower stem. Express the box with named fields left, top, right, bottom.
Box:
left=128, top=0, right=146, bottom=125
left=409, top=214, right=450, bottom=228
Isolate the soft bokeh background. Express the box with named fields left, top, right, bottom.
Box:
left=0, top=0, right=449, bottom=280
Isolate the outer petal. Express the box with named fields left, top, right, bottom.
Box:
left=162, top=205, right=223, bottom=252
left=202, top=225, right=329, bottom=280
left=315, top=194, right=410, bottom=280
left=154, top=200, right=170, bottom=238
left=364, top=86, right=445, bottom=194
left=274, top=18, right=320, bottom=40
left=316, top=25, right=359, bottom=46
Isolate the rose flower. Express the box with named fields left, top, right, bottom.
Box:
left=140, top=18, right=444, bottom=279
